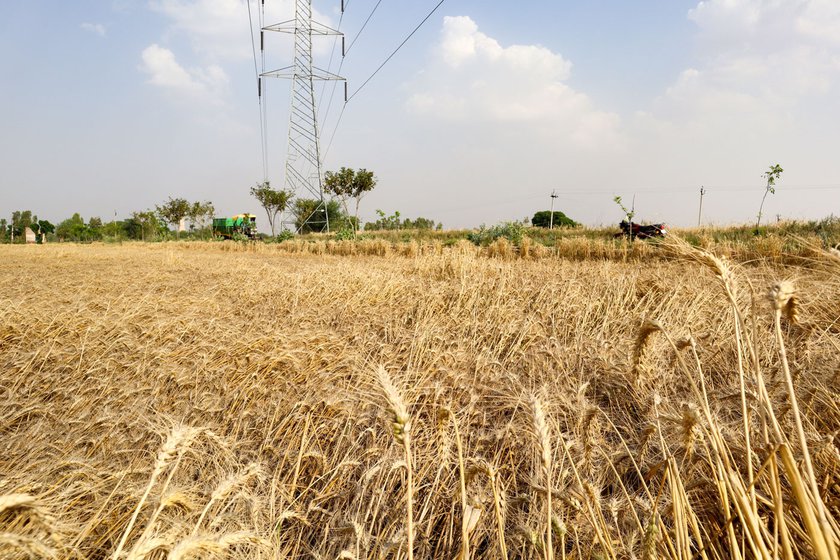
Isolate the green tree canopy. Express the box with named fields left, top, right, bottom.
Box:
left=56, top=213, right=98, bottom=242
left=10, top=210, right=36, bottom=240
left=126, top=211, right=165, bottom=242
left=250, top=182, right=292, bottom=236
left=187, top=200, right=215, bottom=237
left=531, top=210, right=578, bottom=228
left=324, top=167, right=377, bottom=235
left=155, top=197, right=191, bottom=238
left=293, top=198, right=345, bottom=233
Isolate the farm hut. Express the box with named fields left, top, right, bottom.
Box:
left=24, top=227, right=36, bottom=244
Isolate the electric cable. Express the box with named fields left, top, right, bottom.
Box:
left=247, top=0, right=268, bottom=181
left=345, top=0, right=383, bottom=55
left=323, top=0, right=446, bottom=161
left=347, top=0, right=446, bottom=102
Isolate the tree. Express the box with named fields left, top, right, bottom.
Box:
left=293, top=198, right=345, bottom=233
left=56, top=213, right=94, bottom=242
left=323, top=167, right=377, bottom=236
left=33, top=220, right=55, bottom=241
left=250, top=182, right=292, bottom=236
left=532, top=210, right=578, bottom=228
left=10, top=210, right=36, bottom=241
left=188, top=200, right=215, bottom=238
left=86, top=217, right=103, bottom=241
left=756, top=163, right=784, bottom=229
left=364, top=209, right=401, bottom=231
left=126, top=211, right=163, bottom=242
left=156, top=197, right=191, bottom=238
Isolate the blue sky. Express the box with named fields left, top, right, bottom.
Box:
left=2, top=0, right=840, bottom=228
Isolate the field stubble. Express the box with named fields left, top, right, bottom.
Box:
left=0, top=240, right=838, bottom=559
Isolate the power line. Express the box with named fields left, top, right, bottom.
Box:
left=318, top=9, right=346, bottom=110
left=246, top=0, right=268, bottom=180
left=322, top=0, right=446, bottom=161
left=347, top=0, right=446, bottom=102
left=345, top=0, right=383, bottom=55
left=321, top=102, right=347, bottom=163
left=541, top=184, right=840, bottom=196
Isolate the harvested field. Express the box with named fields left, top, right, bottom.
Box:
left=1, top=241, right=838, bottom=559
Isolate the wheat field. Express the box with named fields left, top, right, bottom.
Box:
left=1, top=240, right=838, bottom=559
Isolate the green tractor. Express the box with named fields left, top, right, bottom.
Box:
left=212, top=214, right=258, bottom=239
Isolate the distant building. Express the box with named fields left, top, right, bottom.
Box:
left=24, top=227, right=36, bottom=244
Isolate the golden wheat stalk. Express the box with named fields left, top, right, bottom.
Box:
left=375, top=365, right=414, bottom=560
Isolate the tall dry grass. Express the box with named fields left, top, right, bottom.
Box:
left=0, top=241, right=838, bottom=559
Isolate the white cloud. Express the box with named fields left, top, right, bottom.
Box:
left=149, top=0, right=332, bottom=61
left=80, top=22, right=106, bottom=37
left=140, top=44, right=229, bottom=104
left=796, top=0, right=840, bottom=45
left=408, top=16, right=620, bottom=150
left=662, top=0, right=840, bottom=116
left=603, top=0, right=840, bottom=225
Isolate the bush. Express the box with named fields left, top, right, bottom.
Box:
left=334, top=227, right=355, bottom=241
left=532, top=210, right=578, bottom=228
left=467, top=221, right=525, bottom=246
left=276, top=229, right=295, bottom=242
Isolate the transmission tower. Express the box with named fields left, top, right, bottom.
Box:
left=261, top=0, right=345, bottom=232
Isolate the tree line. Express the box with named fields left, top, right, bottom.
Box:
left=1, top=199, right=215, bottom=243
left=3, top=171, right=442, bottom=243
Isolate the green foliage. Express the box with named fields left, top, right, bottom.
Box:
left=293, top=198, right=346, bottom=233
left=613, top=196, right=635, bottom=223
left=402, top=216, right=440, bottom=230
left=155, top=197, right=191, bottom=238
left=324, top=167, right=377, bottom=200
left=467, top=221, right=525, bottom=246
left=276, top=229, right=295, bottom=242
left=363, top=210, right=440, bottom=231
left=125, top=211, right=165, bottom=241
left=364, top=209, right=401, bottom=231
left=187, top=200, right=215, bottom=237
left=56, top=213, right=100, bottom=242
left=8, top=210, right=37, bottom=241
left=757, top=163, right=784, bottom=229
left=531, top=210, right=578, bottom=228
left=36, top=220, right=55, bottom=235
left=764, top=164, right=784, bottom=193
left=324, top=167, right=377, bottom=236
left=250, top=182, right=292, bottom=236
left=334, top=227, right=355, bottom=241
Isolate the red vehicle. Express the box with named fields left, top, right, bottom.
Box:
left=616, top=221, right=668, bottom=239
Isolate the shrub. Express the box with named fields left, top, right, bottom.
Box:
left=531, top=210, right=578, bottom=228
left=276, top=229, right=295, bottom=242
left=467, top=221, right=525, bottom=246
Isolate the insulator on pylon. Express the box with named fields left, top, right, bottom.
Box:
left=344, top=81, right=348, bottom=103
left=341, top=36, right=345, bottom=57
left=258, top=77, right=262, bottom=98
left=260, top=31, right=264, bottom=51
left=341, top=0, right=344, bottom=13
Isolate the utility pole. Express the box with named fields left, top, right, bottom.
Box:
left=262, top=0, right=346, bottom=233
left=549, top=190, right=558, bottom=229
left=697, top=186, right=705, bottom=227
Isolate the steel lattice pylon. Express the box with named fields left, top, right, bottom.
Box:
left=262, top=0, right=344, bottom=232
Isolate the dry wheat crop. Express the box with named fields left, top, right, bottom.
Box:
left=1, top=241, right=838, bottom=559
